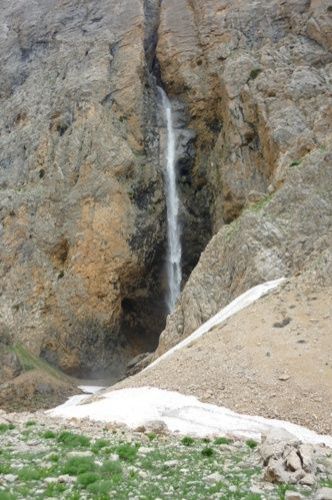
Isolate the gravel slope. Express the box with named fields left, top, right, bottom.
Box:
left=114, top=279, right=332, bottom=436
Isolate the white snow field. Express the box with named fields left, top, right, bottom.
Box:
left=49, top=387, right=332, bottom=447
left=48, top=277, right=332, bottom=447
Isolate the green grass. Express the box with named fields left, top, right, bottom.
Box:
left=247, top=194, right=273, bottom=213
left=181, top=436, right=195, bottom=446
left=17, top=466, right=46, bottom=481
left=78, top=471, right=100, bottom=486
left=91, top=438, right=109, bottom=452
left=116, top=443, right=139, bottom=461
left=214, top=436, right=232, bottom=445
left=57, top=431, right=90, bottom=448
left=246, top=439, right=258, bottom=449
left=25, top=420, right=36, bottom=427
left=12, top=344, right=72, bottom=382
left=201, top=447, right=214, bottom=457
left=42, top=430, right=56, bottom=439
left=0, top=423, right=15, bottom=433
left=0, top=423, right=320, bottom=500
left=63, top=456, right=97, bottom=475
left=147, top=432, right=156, bottom=441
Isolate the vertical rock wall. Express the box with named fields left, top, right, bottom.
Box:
left=0, top=0, right=168, bottom=378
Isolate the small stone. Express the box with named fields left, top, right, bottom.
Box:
left=285, top=492, right=304, bottom=500
left=44, top=477, right=58, bottom=484
left=299, top=473, right=315, bottom=486
left=164, top=460, right=178, bottom=467
left=3, top=474, right=17, bottom=483
left=315, top=487, right=332, bottom=500
left=205, top=472, right=223, bottom=484
left=137, top=446, right=150, bottom=455
left=250, top=485, right=264, bottom=495
left=58, top=475, right=76, bottom=484
left=264, top=458, right=290, bottom=483
left=298, top=444, right=315, bottom=473
left=279, top=374, right=290, bottom=381
left=138, top=470, right=148, bottom=479
left=67, top=450, right=93, bottom=458
left=286, top=450, right=302, bottom=471
left=145, top=420, right=168, bottom=434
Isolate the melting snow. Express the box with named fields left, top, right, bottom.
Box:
left=78, top=386, right=105, bottom=395
left=48, top=387, right=332, bottom=447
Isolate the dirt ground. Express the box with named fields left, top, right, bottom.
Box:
left=114, top=279, right=332, bottom=436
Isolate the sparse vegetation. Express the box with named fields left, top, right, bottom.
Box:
left=0, top=420, right=326, bottom=499
left=214, top=436, right=232, bottom=445
left=246, top=439, right=258, bottom=449
left=249, top=68, right=262, bottom=80
left=290, top=159, right=302, bottom=167
left=181, top=436, right=195, bottom=446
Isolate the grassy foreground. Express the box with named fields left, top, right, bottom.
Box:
left=0, top=421, right=328, bottom=499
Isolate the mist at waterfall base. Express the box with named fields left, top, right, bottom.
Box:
left=158, top=87, right=182, bottom=313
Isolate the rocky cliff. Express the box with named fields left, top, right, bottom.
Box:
left=0, top=0, right=331, bottom=384
left=155, top=0, right=332, bottom=354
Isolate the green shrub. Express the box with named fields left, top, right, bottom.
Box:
left=0, top=423, right=15, bottom=433
left=214, top=437, right=232, bottom=445
left=201, top=447, right=214, bottom=457
left=57, top=431, right=90, bottom=448
left=43, top=430, right=56, bottom=439
left=78, top=472, right=100, bottom=487
left=117, top=443, right=138, bottom=462
left=249, top=68, right=262, bottom=80
left=25, top=420, right=36, bottom=427
left=62, top=456, right=96, bottom=476
left=101, top=460, right=122, bottom=475
left=245, top=439, right=258, bottom=449
left=181, top=436, right=195, bottom=446
left=91, top=438, right=109, bottom=452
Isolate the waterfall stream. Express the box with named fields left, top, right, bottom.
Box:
left=159, top=87, right=182, bottom=312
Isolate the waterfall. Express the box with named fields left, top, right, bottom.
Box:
left=158, top=87, right=182, bottom=312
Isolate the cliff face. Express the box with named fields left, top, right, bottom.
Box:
left=0, top=0, right=168, bottom=377
left=155, top=0, right=332, bottom=353
left=0, top=0, right=331, bottom=379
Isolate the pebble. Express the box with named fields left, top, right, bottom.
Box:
left=315, top=488, right=332, bottom=500
left=67, top=450, right=93, bottom=458
left=3, top=474, right=17, bottom=483
left=205, top=472, right=223, bottom=484
left=285, top=493, right=304, bottom=500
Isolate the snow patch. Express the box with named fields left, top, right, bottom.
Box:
left=78, top=386, right=105, bottom=395
left=48, top=387, right=332, bottom=447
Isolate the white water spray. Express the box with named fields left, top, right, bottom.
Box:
left=159, top=87, right=182, bottom=312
